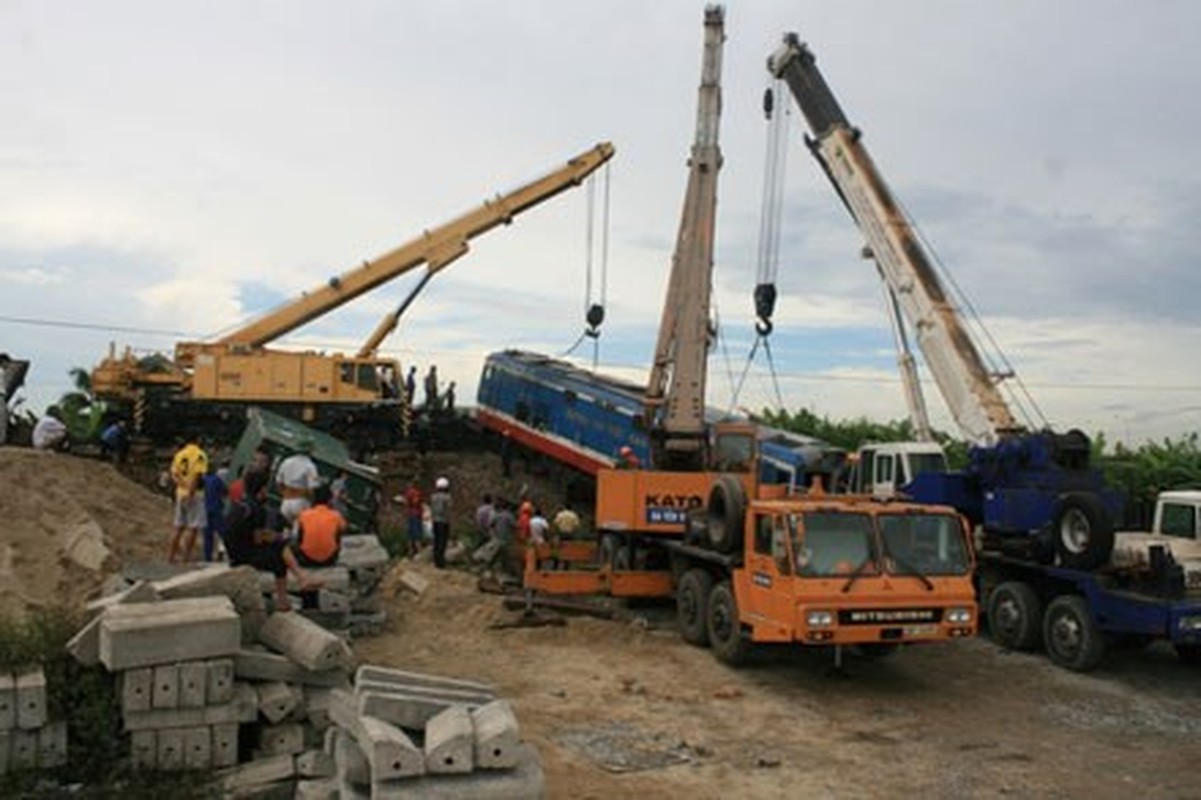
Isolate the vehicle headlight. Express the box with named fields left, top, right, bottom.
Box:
left=946, top=607, right=973, bottom=624
left=806, top=610, right=834, bottom=627
left=1178, top=616, right=1201, bottom=632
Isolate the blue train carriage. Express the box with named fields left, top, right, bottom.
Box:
left=476, top=349, right=841, bottom=490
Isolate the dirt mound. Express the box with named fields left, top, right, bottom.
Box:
left=0, top=447, right=173, bottom=617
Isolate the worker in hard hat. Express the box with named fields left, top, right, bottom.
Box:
left=617, top=445, right=640, bottom=470
left=430, top=476, right=452, bottom=569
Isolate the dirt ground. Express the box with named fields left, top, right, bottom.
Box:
left=3, top=445, right=1198, bottom=799
left=361, top=561, right=1201, bottom=800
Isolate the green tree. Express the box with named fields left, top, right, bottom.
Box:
left=53, top=366, right=107, bottom=441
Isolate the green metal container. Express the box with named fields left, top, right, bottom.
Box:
left=229, top=407, right=381, bottom=533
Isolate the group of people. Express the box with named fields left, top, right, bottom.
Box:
left=400, top=476, right=454, bottom=568
left=473, top=491, right=580, bottom=578
left=168, top=436, right=350, bottom=611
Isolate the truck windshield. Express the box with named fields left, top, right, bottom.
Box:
left=878, top=513, right=970, bottom=575
left=793, top=511, right=877, bottom=577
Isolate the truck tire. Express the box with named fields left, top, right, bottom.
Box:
left=706, top=476, right=746, bottom=554
left=987, top=581, right=1042, bottom=651
left=706, top=581, right=750, bottom=665
left=1052, top=493, right=1114, bottom=570
left=1175, top=644, right=1201, bottom=665
left=1043, top=595, right=1106, bottom=671
left=677, top=569, right=714, bottom=647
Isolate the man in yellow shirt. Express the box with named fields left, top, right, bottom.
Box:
left=169, top=436, right=209, bottom=563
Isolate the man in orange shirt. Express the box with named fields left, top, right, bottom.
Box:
left=296, top=485, right=348, bottom=568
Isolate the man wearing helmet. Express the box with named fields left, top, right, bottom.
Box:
left=430, top=476, right=453, bottom=568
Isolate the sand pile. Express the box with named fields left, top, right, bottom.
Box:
left=0, top=447, right=173, bottom=617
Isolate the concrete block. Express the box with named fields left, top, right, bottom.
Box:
left=65, top=614, right=103, bottom=666
left=471, top=699, right=522, bottom=770
left=220, top=753, right=296, bottom=793
left=258, top=612, right=353, bottom=673
left=85, top=578, right=160, bottom=614
left=178, top=661, right=207, bottom=708
left=356, top=686, right=492, bottom=731
left=348, top=611, right=386, bottom=638
left=156, top=727, right=184, bottom=771
left=355, top=666, right=494, bottom=696
left=98, top=596, right=241, bottom=670
left=331, top=727, right=370, bottom=787
left=235, top=649, right=351, bottom=688
left=396, top=569, right=430, bottom=596
left=152, top=664, right=180, bottom=709
left=212, top=722, right=239, bottom=768
left=425, top=704, right=473, bottom=774
left=0, top=673, right=14, bottom=730
left=37, top=720, right=67, bottom=768
left=328, top=689, right=423, bottom=780
left=123, top=701, right=241, bottom=732
left=130, top=729, right=157, bottom=770
left=261, top=567, right=351, bottom=594
left=154, top=565, right=266, bottom=645
left=371, top=743, right=544, bottom=800
left=15, top=669, right=47, bottom=730
left=258, top=723, right=305, bottom=757
left=235, top=682, right=261, bottom=723
left=121, top=667, right=153, bottom=713
left=306, top=686, right=333, bottom=728
left=207, top=658, right=235, bottom=704
left=10, top=728, right=37, bottom=770
left=183, top=725, right=212, bottom=770
left=317, top=590, right=350, bottom=613
left=258, top=681, right=302, bottom=725
left=296, top=748, right=335, bottom=778
left=295, top=777, right=339, bottom=800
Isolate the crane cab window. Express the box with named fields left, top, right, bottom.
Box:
left=356, top=364, right=378, bottom=391
left=714, top=432, right=754, bottom=472
left=754, top=515, right=772, bottom=555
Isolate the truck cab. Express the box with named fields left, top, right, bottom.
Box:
left=843, top=442, right=948, bottom=497
left=1112, top=490, right=1201, bottom=589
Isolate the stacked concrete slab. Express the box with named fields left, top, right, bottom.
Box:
left=310, top=665, right=545, bottom=799
left=0, top=667, right=67, bottom=775
left=255, top=534, right=391, bottom=639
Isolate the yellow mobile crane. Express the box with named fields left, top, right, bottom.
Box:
left=92, top=142, right=614, bottom=446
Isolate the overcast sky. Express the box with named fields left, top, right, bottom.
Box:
left=3, top=0, right=1199, bottom=446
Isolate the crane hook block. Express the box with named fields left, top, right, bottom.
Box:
left=586, top=303, right=605, bottom=331
left=754, top=282, right=777, bottom=322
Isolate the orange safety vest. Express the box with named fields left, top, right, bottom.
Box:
left=297, top=505, right=345, bottom=564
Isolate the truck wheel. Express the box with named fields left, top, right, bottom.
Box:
left=1043, top=595, right=1106, bottom=671
left=987, top=581, right=1042, bottom=651
left=677, top=569, right=714, bottom=646
left=1175, top=644, right=1201, bottom=665
left=706, top=476, right=746, bottom=554
left=707, top=581, right=750, bottom=665
left=1052, top=493, right=1114, bottom=570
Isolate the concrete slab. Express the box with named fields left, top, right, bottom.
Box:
left=331, top=727, right=371, bottom=787
left=235, top=682, right=261, bottom=723
left=207, top=658, right=235, bottom=704
left=329, top=689, right=424, bottom=780
left=65, top=614, right=103, bottom=667
left=260, top=567, right=351, bottom=594
left=123, top=702, right=241, bottom=732
left=129, top=729, right=156, bottom=771
left=371, top=743, right=545, bottom=800
left=295, top=777, right=339, bottom=800
left=152, top=664, right=180, bottom=709
left=306, top=686, right=333, bottom=729
left=471, top=699, right=522, bottom=770
left=234, top=649, right=351, bottom=688
left=121, top=667, right=153, bottom=714
left=98, top=596, right=241, bottom=670
left=10, top=728, right=37, bottom=770
left=15, top=669, right=47, bottom=730
left=212, top=722, right=240, bottom=768
left=317, top=590, right=350, bottom=613
left=356, top=686, right=492, bottom=731
left=396, top=569, right=430, bottom=596
left=154, top=564, right=266, bottom=645
left=37, top=720, right=67, bottom=768
left=156, top=727, right=184, bottom=771
left=258, top=681, right=302, bottom=725
left=424, top=704, right=473, bottom=775
left=296, top=748, right=335, bottom=778
left=178, top=662, right=207, bottom=708
left=62, top=517, right=111, bottom=572
left=258, top=612, right=353, bottom=673
left=259, top=722, right=306, bottom=757
left=220, top=753, right=296, bottom=793
left=85, top=578, right=159, bottom=614
left=0, top=673, right=14, bottom=730
left=183, top=725, right=212, bottom=770
left=355, top=666, right=494, bottom=697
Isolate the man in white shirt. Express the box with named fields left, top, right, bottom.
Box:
left=275, top=437, right=321, bottom=531
left=32, top=408, right=68, bottom=451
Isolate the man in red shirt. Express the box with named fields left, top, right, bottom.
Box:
left=404, top=481, right=425, bottom=558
